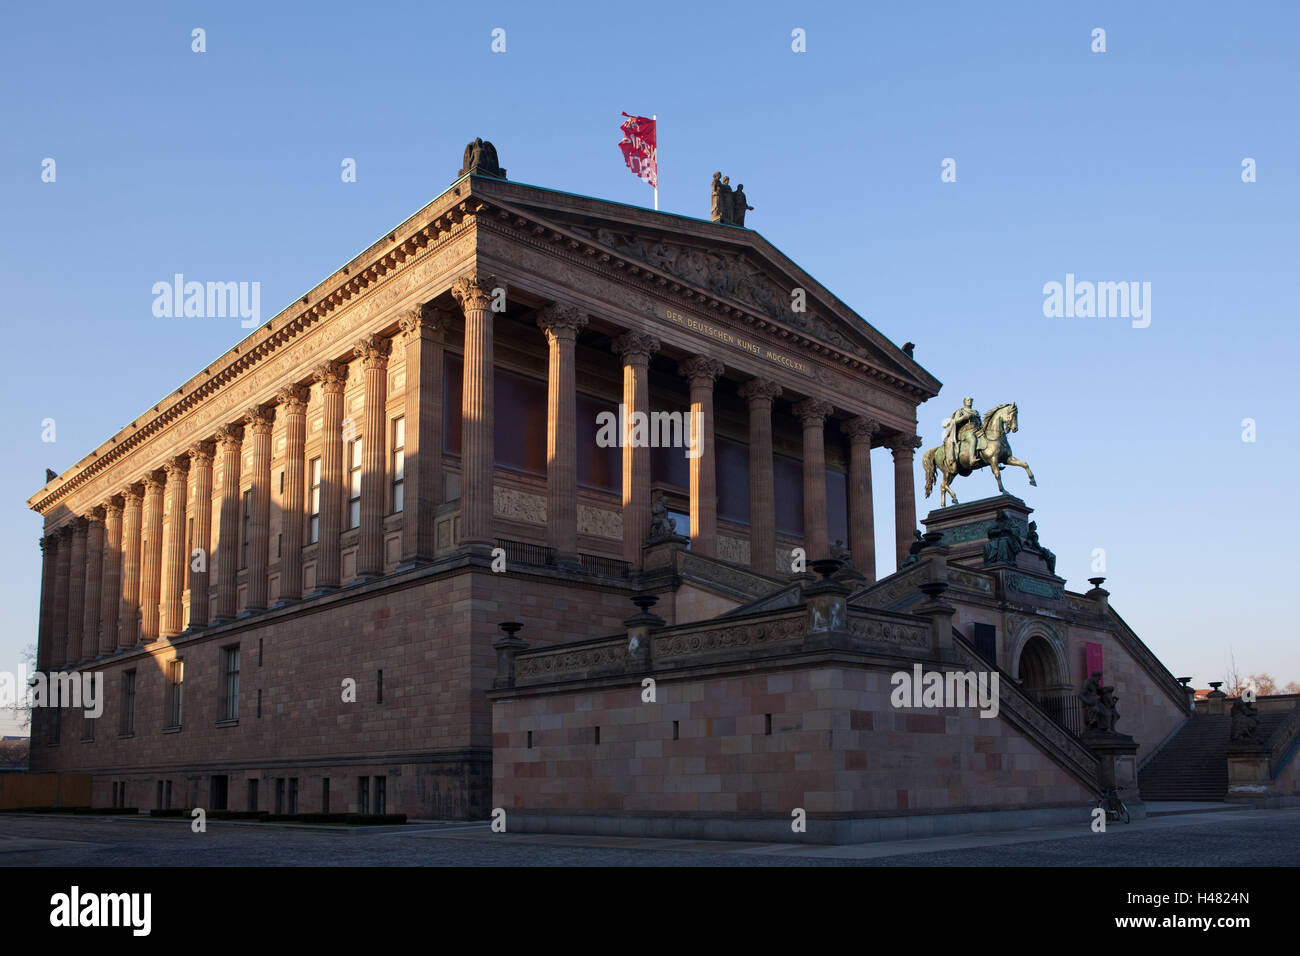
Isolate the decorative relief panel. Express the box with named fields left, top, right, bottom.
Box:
left=494, top=486, right=546, bottom=524
left=717, top=534, right=750, bottom=566
left=653, top=614, right=805, bottom=660
left=516, top=639, right=628, bottom=683
left=578, top=504, right=622, bottom=539
left=847, top=614, right=928, bottom=648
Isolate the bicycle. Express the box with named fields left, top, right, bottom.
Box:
left=1097, top=787, right=1131, bottom=824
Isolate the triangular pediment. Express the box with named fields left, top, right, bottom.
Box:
left=465, top=177, right=940, bottom=399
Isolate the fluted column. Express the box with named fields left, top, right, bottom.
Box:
left=66, top=516, right=88, bottom=661
left=99, top=498, right=123, bottom=653
left=312, top=361, right=348, bottom=589
left=244, top=405, right=274, bottom=611
left=843, top=417, right=879, bottom=582
left=398, top=305, right=446, bottom=565
left=739, top=379, right=782, bottom=575
left=612, top=332, right=660, bottom=568
left=452, top=274, right=505, bottom=552
left=159, top=457, right=189, bottom=638
left=889, top=434, right=922, bottom=568
left=81, top=510, right=105, bottom=655
left=210, top=425, right=241, bottom=621
left=52, top=527, right=72, bottom=666
left=276, top=387, right=308, bottom=600
left=794, top=399, right=834, bottom=561
left=679, top=357, right=725, bottom=558
left=354, top=336, right=391, bottom=578
left=139, top=473, right=165, bottom=642
left=37, top=535, right=57, bottom=670
left=118, top=485, right=143, bottom=647
left=538, top=303, right=588, bottom=566
left=186, top=442, right=215, bottom=627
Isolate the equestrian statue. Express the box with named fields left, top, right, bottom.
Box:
left=922, top=398, right=1037, bottom=507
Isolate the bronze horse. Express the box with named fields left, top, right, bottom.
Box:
left=923, top=402, right=1036, bottom=507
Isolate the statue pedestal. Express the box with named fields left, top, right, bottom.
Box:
left=1226, top=744, right=1275, bottom=804
left=1083, top=732, right=1145, bottom=817
left=643, top=535, right=688, bottom=570
left=922, top=494, right=1032, bottom=567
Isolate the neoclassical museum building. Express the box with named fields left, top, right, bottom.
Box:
left=27, top=144, right=1300, bottom=839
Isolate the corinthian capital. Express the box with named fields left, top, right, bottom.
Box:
left=611, top=331, right=660, bottom=363
left=312, top=359, right=349, bottom=394
left=215, top=423, right=244, bottom=451
left=451, top=274, right=506, bottom=313
left=738, top=378, right=782, bottom=404
left=793, top=398, right=834, bottom=427
left=354, top=333, right=393, bottom=369
left=536, top=302, right=588, bottom=341
left=188, top=440, right=216, bottom=466
left=841, top=416, right=879, bottom=443
left=886, top=433, right=923, bottom=454
left=399, top=303, right=449, bottom=341
left=243, top=404, right=276, bottom=434
left=162, top=456, right=189, bottom=479
left=679, top=356, right=726, bottom=387
left=276, top=384, right=310, bottom=411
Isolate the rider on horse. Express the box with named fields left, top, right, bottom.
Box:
left=942, top=397, right=982, bottom=474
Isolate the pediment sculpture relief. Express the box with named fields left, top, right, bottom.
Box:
left=567, top=226, right=873, bottom=360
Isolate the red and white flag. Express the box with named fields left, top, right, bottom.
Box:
left=618, top=112, right=657, bottom=189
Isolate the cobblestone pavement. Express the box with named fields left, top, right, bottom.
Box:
left=0, top=807, right=1297, bottom=866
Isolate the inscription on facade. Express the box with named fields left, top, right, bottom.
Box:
left=664, top=308, right=808, bottom=374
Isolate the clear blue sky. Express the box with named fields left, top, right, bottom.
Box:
left=2, top=0, right=1297, bottom=731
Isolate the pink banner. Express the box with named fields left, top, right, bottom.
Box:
left=618, top=113, right=657, bottom=188
left=1085, top=642, right=1103, bottom=679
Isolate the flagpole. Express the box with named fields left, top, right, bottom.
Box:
left=652, top=114, right=659, bottom=211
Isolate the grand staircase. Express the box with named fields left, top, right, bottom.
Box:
left=1139, top=710, right=1297, bottom=800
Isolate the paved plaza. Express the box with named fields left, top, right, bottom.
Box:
left=0, top=805, right=1296, bottom=867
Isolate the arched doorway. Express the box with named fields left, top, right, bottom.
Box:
left=1016, top=634, right=1080, bottom=734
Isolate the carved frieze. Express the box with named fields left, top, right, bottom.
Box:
left=494, top=486, right=546, bottom=524
left=578, top=504, right=622, bottom=539
left=653, top=614, right=805, bottom=660
left=847, top=613, right=928, bottom=648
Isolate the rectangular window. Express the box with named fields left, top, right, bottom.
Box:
left=166, top=659, right=184, bottom=728
left=321, top=778, right=330, bottom=814
left=374, top=776, right=386, bottom=815
left=308, top=457, right=322, bottom=543
left=156, top=780, right=163, bottom=808
left=358, top=776, right=369, bottom=815
left=257, top=688, right=262, bottom=718
left=164, top=780, right=172, bottom=809
left=240, top=488, right=253, bottom=569
left=120, top=670, right=136, bottom=735
left=112, top=782, right=119, bottom=807
left=275, top=778, right=285, bottom=815
left=51, top=705, right=61, bottom=744
left=391, top=416, right=405, bottom=513
left=248, top=779, right=259, bottom=812
left=83, top=712, right=95, bottom=741
left=348, top=438, right=363, bottom=529
left=288, top=778, right=299, bottom=815
left=221, top=646, right=240, bottom=721
left=377, top=669, right=383, bottom=704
